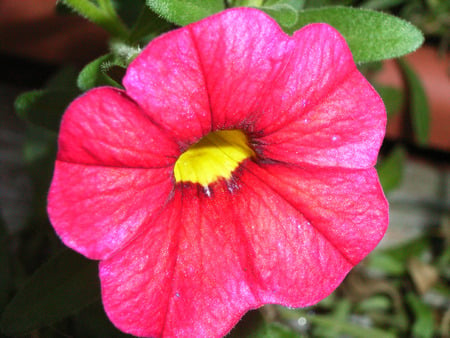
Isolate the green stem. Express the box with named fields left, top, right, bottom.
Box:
left=97, top=0, right=114, bottom=13
left=61, top=0, right=129, bottom=39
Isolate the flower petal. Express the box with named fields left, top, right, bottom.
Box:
left=100, top=161, right=377, bottom=336
left=100, top=192, right=182, bottom=338
left=123, top=27, right=212, bottom=147
left=253, top=24, right=386, bottom=168
left=188, top=8, right=291, bottom=129
left=58, top=87, right=178, bottom=168
left=245, top=161, right=388, bottom=264
left=47, top=162, right=173, bottom=259
left=100, top=186, right=258, bottom=337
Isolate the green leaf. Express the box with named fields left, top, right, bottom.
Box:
left=286, top=6, right=424, bottom=63
left=15, top=90, right=78, bottom=132
left=0, top=250, right=100, bottom=336
left=308, top=313, right=396, bottom=338
left=367, top=252, right=406, bottom=276
left=374, top=84, right=404, bottom=119
left=398, top=59, right=430, bottom=145
left=146, top=0, right=224, bottom=26
left=406, top=293, right=435, bottom=338
left=60, top=0, right=129, bottom=38
left=261, top=3, right=298, bottom=28
left=228, top=309, right=298, bottom=338
left=377, top=145, right=406, bottom=193
left=382, top=236, right=430, bottom=263
left=129, top=4, right=172, bottom=43
left=15, top=67, right=80, bottom=132
left=78, top=54, right=122, bottom=91
left=265, top=322, right=299, bottom=337
left=356, top=295, right=392, bottom=312
left=313, top=299, right=351, bottom=337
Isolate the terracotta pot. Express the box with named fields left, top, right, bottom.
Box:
left=0, top=0, right=108, bottom=65
left=375, top=46, right=450, bottom=151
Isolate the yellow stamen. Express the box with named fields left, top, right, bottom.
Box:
left=174, top=130, right=255, bottom=187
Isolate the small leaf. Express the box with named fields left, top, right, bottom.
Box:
left=15, top=90, right=78, bottom=132
left=78, top=54, right=122, bottom=91
left=377, top=145, right=406, bottom=193
left=146, top=0, right=224, bottom=26
left=308, top=313, right=396, bottom=338
left=374, top=84, right=404, bottom=119
left=383, top=236, right=430, bottom=263
left=367, top=252, right=406, bottom=276
left=356, top=295, right=392, bottom=312
left=406, top=293, right=435, bottom=338
left=261, top=3, right=298, bottom=28
left=0, top=250, right=100, bottom=336
left=265, top=322, right=299, bottom=338
left=398, top=59, right=430, bottom=146
left=15, top=67, right=80, bottom=132
left=287, top=7, right=424, bottom=63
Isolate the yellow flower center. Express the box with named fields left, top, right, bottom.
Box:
left=174, top=130, right=255, bottom=187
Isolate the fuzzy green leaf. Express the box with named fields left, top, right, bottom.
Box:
left=15, top=90, right=76, bottom=132
left=15, top=66, right=78, bottom=130
left=261, top=3, right=298, bottom=28
left=286, top=6, right=424, bottom=63
left=146, top=0, right=224, bottom=26
left=60, top=0, right=129, bottom=38
left=15, top=67, right=79, bottom=132
left=0, top=250, right=100, bottom=336
left=78, top=54, right=122, bottom=91
left=398, top=59, right=430, bottom=145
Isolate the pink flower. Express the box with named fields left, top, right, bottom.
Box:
left=47, top=8, right=388, bottom=338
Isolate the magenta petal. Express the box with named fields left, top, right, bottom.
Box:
left=99, top=193, right=182, bottom=337
left=251, top=24, right=385, bottom=168
left=246, top=161, right=388, bottom=265
left=257, top=69, right=386, bottom=168
left=233, top=166, right=355, bottom=305
left=100, top=187, right=258, bottom=337
left=48, top=163, right=173, bottom=259
left=188, top=8, right=291, bottom=129
left=58, top=87, right=179, bottom=168
left=123, top=28, right=212, bottom=146
left=100, top=163, right=378, bottom=336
